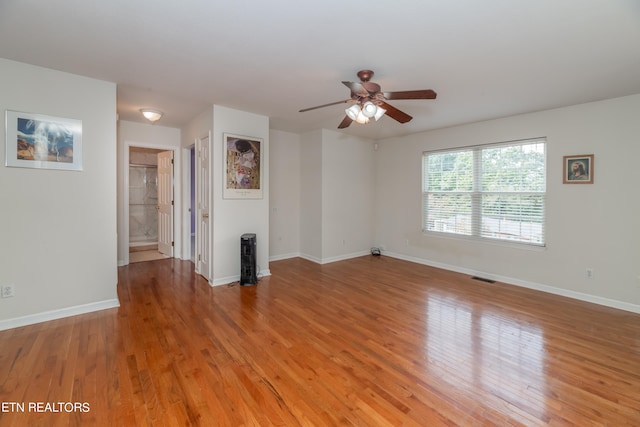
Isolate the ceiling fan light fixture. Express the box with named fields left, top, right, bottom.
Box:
left=345, top=104, right=360, bottom=120
left=373, top=106, right=386, bottom=121
left=140, top=109, right=163, bottom=123
left=300, top=69, right=435, bottom=130
left=361, top=101, right=378, bottom=118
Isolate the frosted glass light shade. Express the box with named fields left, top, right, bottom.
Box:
left=140, top=109, right=163, bottom=123
left=345, top=104, right=360, bottom=120
left=355, top=110, right=369, bottom=124
left=361, top=101, right=377, bottom=118
left=373, top=106, right=386, bottom=121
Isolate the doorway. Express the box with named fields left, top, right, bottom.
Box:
left=127, top=146, right=174, bottom=263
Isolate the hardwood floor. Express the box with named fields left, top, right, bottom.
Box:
left=128, top=250, right=169, bottom=264
left=129, top=244, right=168, bottom=264
left=1, top=256, right=640, bottom=426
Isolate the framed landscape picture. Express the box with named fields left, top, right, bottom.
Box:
left=5, top=110, right=82, bottom=171
left=223, top=133, right=263, bottom=199
left=563, top=154, right=593, bottom=184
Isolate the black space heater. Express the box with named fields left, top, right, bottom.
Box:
left=240, top=233, right=258, bottom=286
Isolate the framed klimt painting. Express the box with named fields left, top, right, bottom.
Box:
left=223, top=133, right=263, bottom=199
left=563, top=154, right=593, bottom=184
left=5, top=110, right=83, bottom=171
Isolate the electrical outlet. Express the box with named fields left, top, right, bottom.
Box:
left=1, top=284, right=15, bottom=298
left=586, top=268, right=594, bottom=279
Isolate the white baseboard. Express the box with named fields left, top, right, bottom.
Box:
left=319, top=250, right=371, bottom=264
left=298, top=253, right=322, bottom=264
left=210, top=268, right=271, bottom=287
left=383, top=251, right=640, bottom=314
left=0, top=299, right=121, bottom=331
left=210, top=275, right=239, bottom=286
left=269, top=252, right=300, bottom=262
left=297, top=250, right=370, bottom=265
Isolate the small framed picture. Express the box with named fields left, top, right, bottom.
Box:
left=5, top=110, right=82, bottom=171
left=223, top=133, right=263, bottom=199
left=563, top=154, right=593, bottom=184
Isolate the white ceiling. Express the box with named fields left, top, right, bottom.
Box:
left=1, top=1, right=639, bottom=140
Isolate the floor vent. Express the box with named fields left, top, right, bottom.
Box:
left=471, top=276, right=496, bottom=284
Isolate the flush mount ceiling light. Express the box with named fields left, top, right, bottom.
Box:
left=140, top=109, right=163, bottom=123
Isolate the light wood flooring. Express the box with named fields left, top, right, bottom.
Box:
left=1, top=256, right=640, bottom=426
left=129, top=244, right=167, bottom=263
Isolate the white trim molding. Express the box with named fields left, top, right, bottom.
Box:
left=383, top=251, right=640, bottom=315
left=298, top=250, right=370, bottom=265
left=0, top=299, right=120, bottom=331
left=210, top=268, right=271, bottom=287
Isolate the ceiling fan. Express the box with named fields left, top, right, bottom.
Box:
left=299, top=69, right=437, bottom=129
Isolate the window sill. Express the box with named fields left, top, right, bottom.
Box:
left=422, top=230, right=547, bottom=252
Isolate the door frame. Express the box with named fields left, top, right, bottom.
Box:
left=182, top=145, right=196, bottom=264
left=123, top=141, right=179, bottom=266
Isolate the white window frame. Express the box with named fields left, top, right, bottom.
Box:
left=422, top=138, right=546, bottom=247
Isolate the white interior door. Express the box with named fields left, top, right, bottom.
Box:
left=157, top=150, right=174, bottom=256
left=196, top=135, right=211, bottom=279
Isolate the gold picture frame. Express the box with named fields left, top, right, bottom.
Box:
left=563, top=154, right=593, bottom=184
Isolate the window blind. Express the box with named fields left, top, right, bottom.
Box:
left=422, top=138, right=546, bottom=246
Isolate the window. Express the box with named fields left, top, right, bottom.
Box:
left=422, top=138, right=546, bottom=246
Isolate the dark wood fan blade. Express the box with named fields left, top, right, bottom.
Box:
left=379, top=101, right=413, bottom=123
left=337, top=115, right=353, bottom=129
left=383, top=89, right=437, bottom=100
left=342, top=81, right=369, bottom=97
left=299, top=99, right=351, bottom=113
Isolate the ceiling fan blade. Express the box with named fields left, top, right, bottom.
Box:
left=337, top=115, right=353, bottom=129
left=379, top=101, right=413, bottom=123
left=383, top=89, right=437, bottom=100
left=342, top=81, right=369, bottom=97
left=299, top=99, right=351, bottom=113
left=362, top=81, right=381, bottom=94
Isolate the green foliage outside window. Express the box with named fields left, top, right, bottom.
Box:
left=423, top=139, right=546, bottom=245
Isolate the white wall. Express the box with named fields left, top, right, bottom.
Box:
left=299, top=130, right=324, bottom=262
left=0, top=59, right=118, bottom=329
left=298, top=129, right=376, bottom=263
left=181, top=107, right=213, bottom=149
left=321, top=130, right=376, bottom=262
left=269, top=129, right=301, bottom=260
left=375, top=94, right=640, bottom=312
left=117, top=120, right=182, bottom=265
left=212, top=105, right=270, bottom=284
